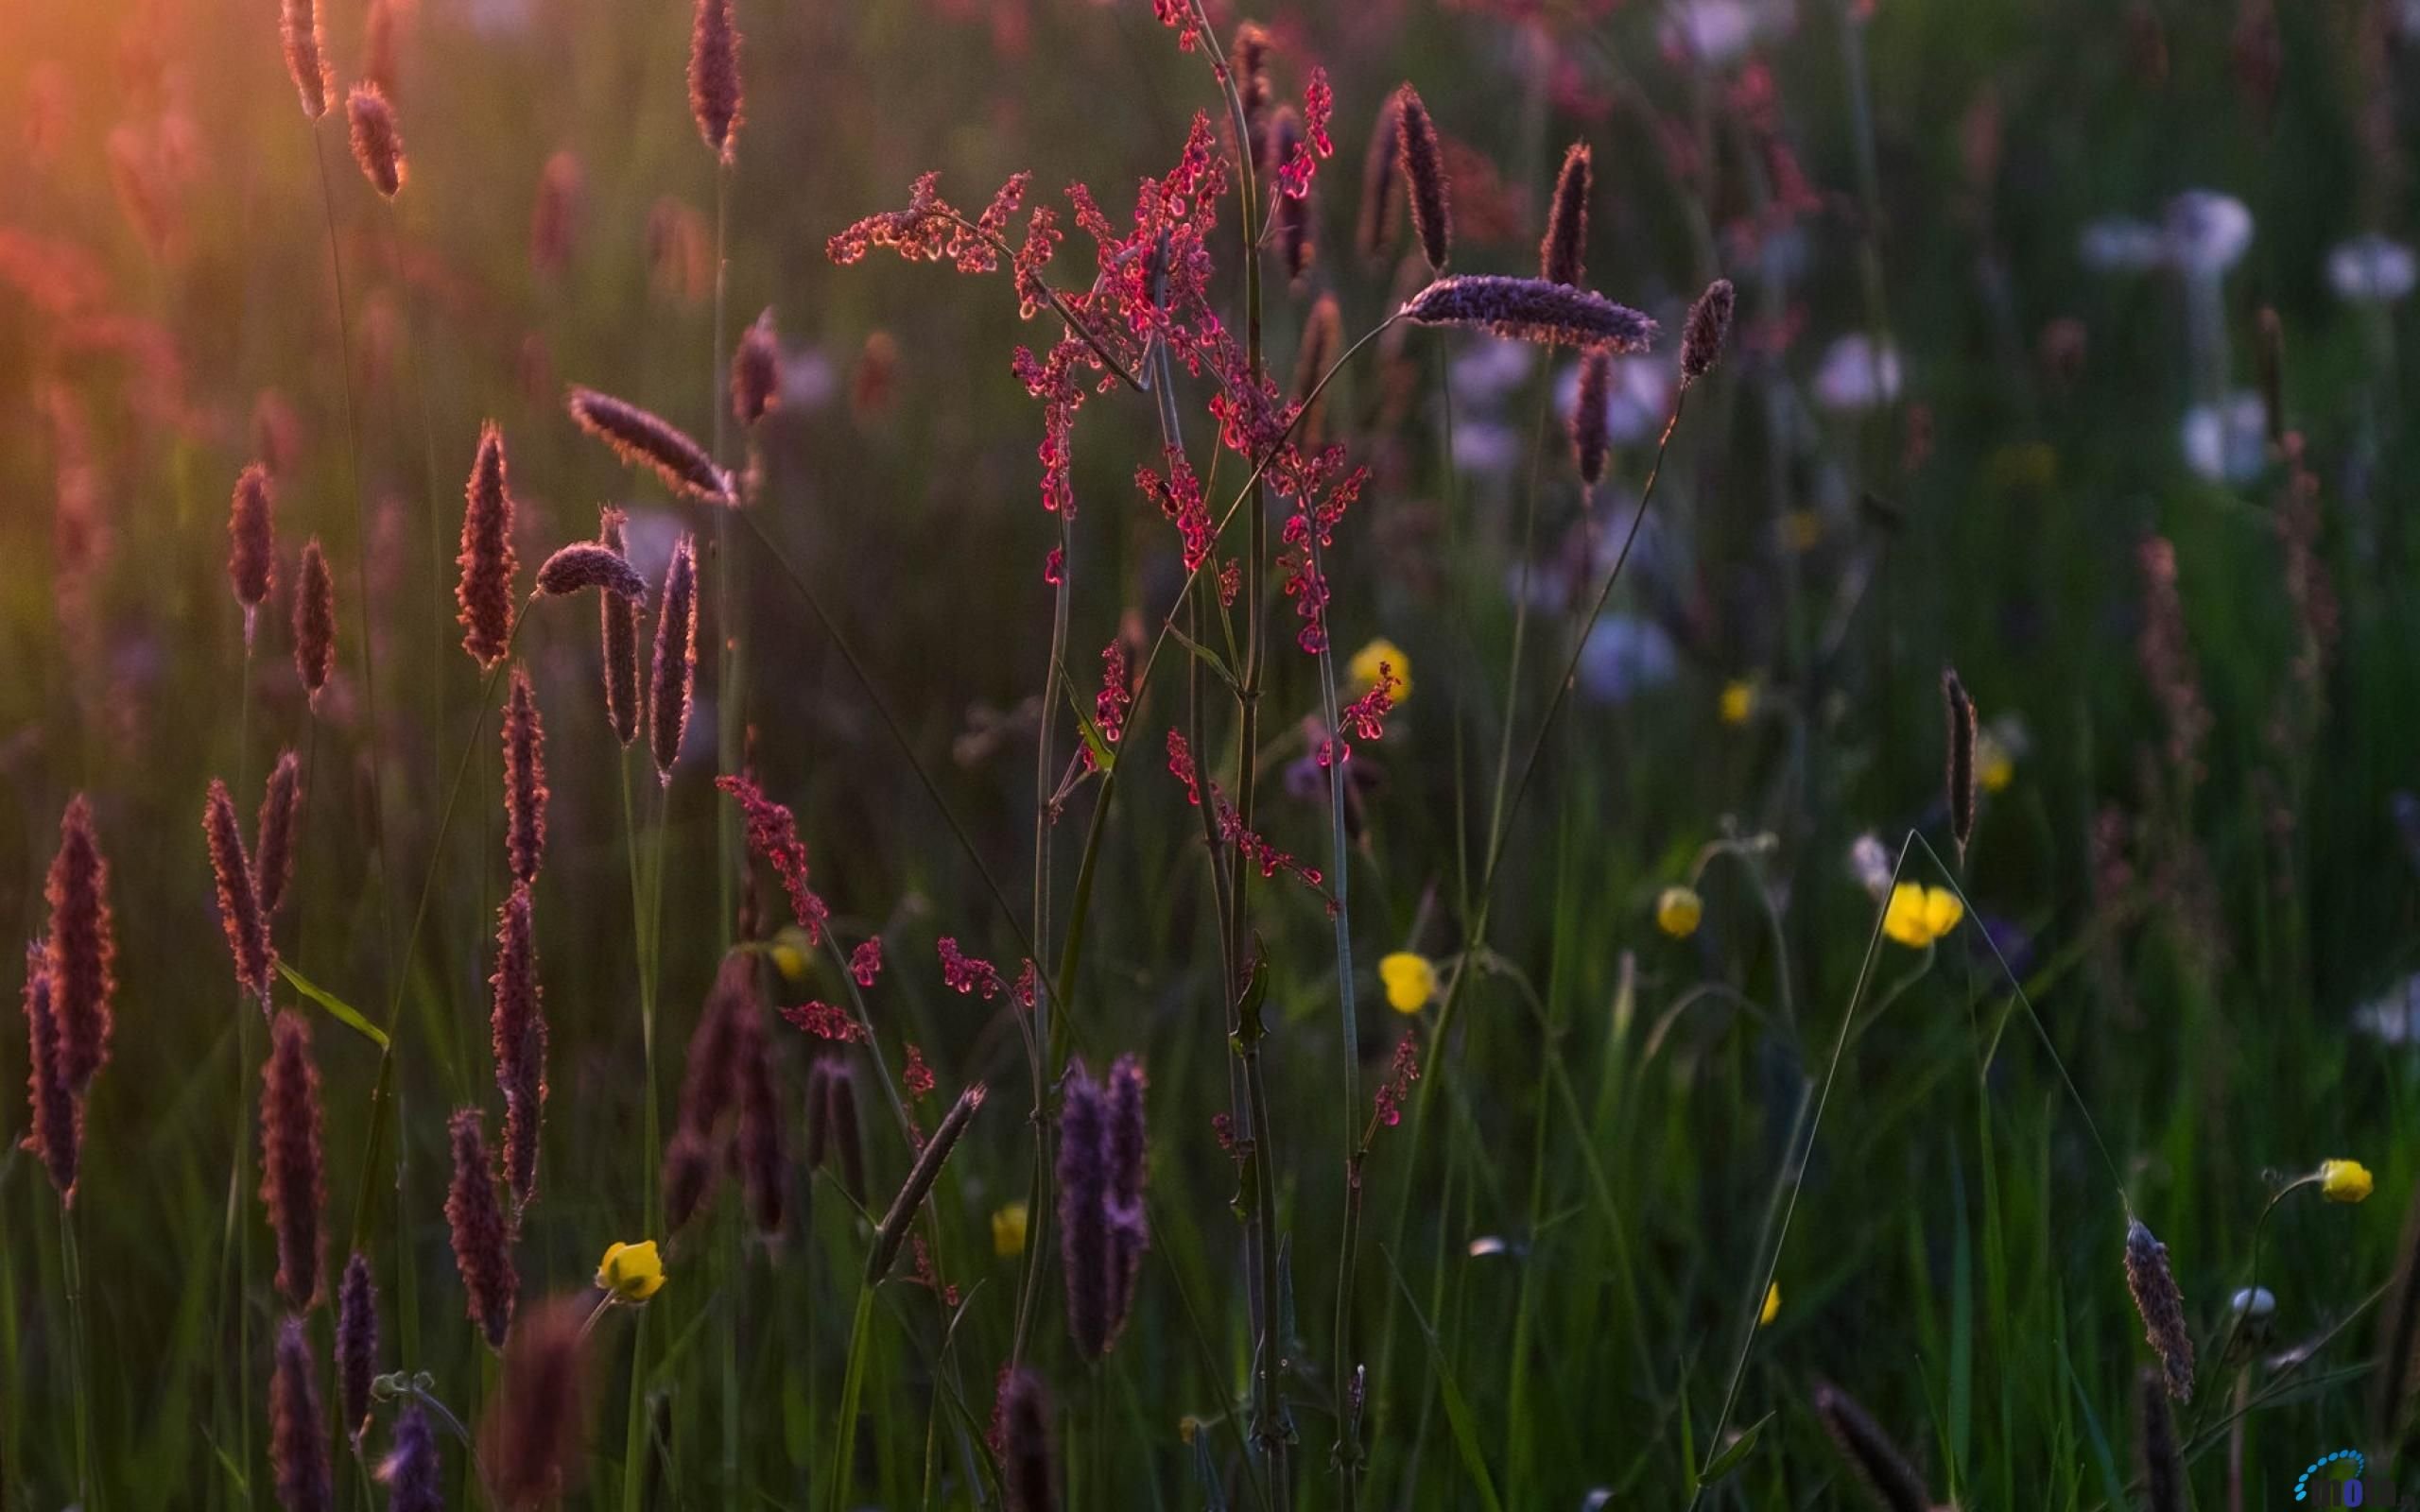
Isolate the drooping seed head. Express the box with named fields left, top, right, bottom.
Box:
left=534, top=541, right=648, bottom=604
left=337, top=1251, right=379, bottom=1446
left=490, top=883, right=546, bottom=1211
left=379, top=1404, right=442, bottom=1512
left=1356, top=92, right=1402, bottom=268
left=502, top=669, right=548, bottom=886
left=44, top=795, right=112, bottom=1094
left=1810, top=1381, right=1933, bottom=1512
left=228, top=463, right=276, bottom=622
left=648, top=534, right=699, bottom=785
left=478, top=1294, right=592, bottom=1509
left=280, top=0, right=331, bottom=122
left=688, top=0, right=743, bottom=163
left=255, top=749, right=303, bottom=923
left=1400, top=274, right=1657, bottom=352
left=446, top=1108, right=518, bottom=1349
left=294, top=537, right=337, bottom=704
left=1943, top=669, right=1977, bottom=859
left=458, top=423, right=518, bottom=668
left=999, top=1366, right=1060, bottom=1512
left=1392, top=84, right=1451, bottom=272
left=1572, top=349, right=1613, bottom=488
left=731, top=308, right=780, bottom=426
left=21, top=944, right=78, bottom=1204
left=259, top=1010, right=326, bottom=1310
left=567, top=387, right=734, bottom=505
left=868, top=1082, right=986, bottom=1284
left=596, top=508, right=641, bottom=747
left=205, top=779, right=274, bottom=1006
left=1540, top=140, right=1590, bottom=288
left=270, top=1314, right=332, bottom=1512
left=345, top=83, right=406, bottom=198
left=2124, top=1218, right=2197, bottom=1402
left=1679, top=277, right=1737, bottom=387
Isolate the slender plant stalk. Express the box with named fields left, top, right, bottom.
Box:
left=825, top=1284, right=877, bottom=1512
left=62, top=1203, right=96, bottom=1510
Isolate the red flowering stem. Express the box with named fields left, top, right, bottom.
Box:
left=347, top=594, right=535, bottom=1257
left=938, top=209, right=1146, bottom=395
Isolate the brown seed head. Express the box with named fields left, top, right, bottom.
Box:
left=1400, top=274, right=1657, bottom=353
left=446, top=1108, right=518, bottom=1349
left=868, top=1082, right=986, bottom=1284
left=337, top=1251, right=379, bottom=1446
left=21, top=944, right=79, bottom=1204
left=567, top=387, right=733, bottom=505
left=490, top=883, right=546, bottom=1211
left=1572, top=350, right=1613, bottom=488
left=259, top=1010, right=327, bottom=1310
left=502, top=669, right=548, bottom=886
left=1356, top=92, right=1402, bottom=268
left=1540, top=141, right=1590, bottom=288
left=1811, top=1381, right=1933, bottom=1512
left=280, top=0, right=331, bottom=121
left=688, top=0, right=743, bottom=162
left=294, top=537, right=337, bottom=703
left=346, top=83, right=406, bottom=198
left=2124, top=1218, right=2196, bottom=1402
left=458, top=423, right=517, bottom=668
left=1680, top=278, right=1737, bottom=387
left=45, top=794, right=114, bottom=1093
left=1392, top=84, right=1451, bottom=272
left=205, top=779, right=273, bottom=1005
left=596, top=508, right=641, bottom=747
left=1943, top=669, right=1977, bottom=858
left=271, top=1314, right=333, bottom=1512
left=732, top=308, right=780, bottom=426
left=256, top=749, right=304, bottom=923
left=479, top=1294, right=592, bottom=1509
left=732, top=1000, right=785, bottom=1236
left=229, top=463, right=276, bottom=616
left=648, top=534, right=699, bottom=785
left=535, top=541, right=648, bottom=603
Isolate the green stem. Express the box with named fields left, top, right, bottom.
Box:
left=62, top=1202, right=96, bottom=1511
left=825, top=1284, right=877, bottom=1512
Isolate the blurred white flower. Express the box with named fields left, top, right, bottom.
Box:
left=2354, top=973, right=2420, bottom=1046
left=1813, top=335, right=1901, bottom=412
left=2079, top=216, right=2167, bottom=273
left=1662, top=0, right=1795, bottom=64
left=2230, top=1286, right=2276, bottom=1318
left=2163, top=191, right=2254, bottom=278
left=1450, top=336, right=1535, bottom=406
left=1848, top=833, right=1893, bottom=900
left=2327, top=233, right=2418, bottom=304
left=1556, top=355, right=1674, bottom=452
left=1577, top=614, right=1678, bottom=704
left=1452, top=420, right=1524, bottom=477
left=1467, top=1236, right=1510, bottom=1258
left=782, top=347, right=839, bottom=412
left=2179, top=390, right=2267, bottom=484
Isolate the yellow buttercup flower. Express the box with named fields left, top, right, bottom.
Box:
left=1350, top=638, right=1411, bottom=702
left=1719, top=679, right=1757, bottom=727
left=992, top=1202, right=1030, bottom=1256
left=1759, top=1282, right=1781, bottom=1327
left=1379, top=953, right=1439, bottom=1013
left=1655, top=886, right=1704, bottom=939
left=2319, top=1160, right=2374, bottom=1204
left=1882, top=883, right=1963, bottom=949
left=1977, top=730, right=2015, bottom=794
left=596, top=1240, right=666, bottom=1303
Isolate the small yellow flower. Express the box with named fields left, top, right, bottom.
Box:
left=1349, top=638, right=1411, bottom=703
left=1882, top=883, right=1964, bottom=949
left=1719, top=679, right=1757, bottom=727
left=1779, top=509, right=1825, bottom=554
left=2319, top=1160, right=2374, bottom=1204
left=596, top=1240, right=666, bottom=1303
left=1977, top=730, right=2015, bottom=794
left=1759, top=1282, right=1781, bottom=1327
left=768, top=925, right=815, bottom=988
left=1379, top=953, right=1439, bottom=1013
left=1655, top=886, right=1704, bottom=939
left=992, top=1202, right=1030, bottom=1256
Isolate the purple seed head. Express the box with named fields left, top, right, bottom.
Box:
left=259, top=1010, right=326, bottom=1310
